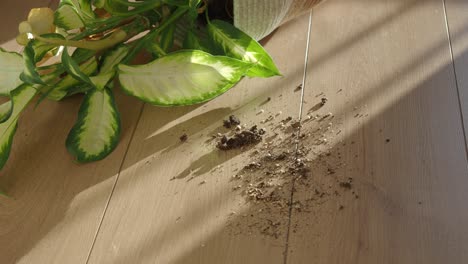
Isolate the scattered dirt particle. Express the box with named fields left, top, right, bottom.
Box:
left=281, top=117, right=292, bottom=124
left=179, top=134, right=188, bottom=142
left=386, top=138, right=391, bottom=143
left=291, top=121, right=302, bottom=129
left=223, top=115, right=241, bottom=128
left=295, top=83, right=303, bottom=92
left=339, top=181, right=352, bottom=189
left=321, top=97, right=328, bottom=106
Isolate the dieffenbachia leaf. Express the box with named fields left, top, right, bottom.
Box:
left=62, top=47, right=95, bottom=87
left=89, top=73, right=114, bottom=90
left=55, top=0, right=95, bottom=30
left=20, top=42, right=46, bottom=85
left=31, top=33, right=65, bottom=62
left=85, top=45, right=129, bottom=90
left=66, top=87, right=121, bottom=162
left=72, top=48, right=96, bottom=62
left=47, top=56, right=98, bottom=100
left=62, top=46, right=123, bottom=91
left=207, top=20, right=280, bottom=78
left=66, top=83, right=93, bottom=97
left=0, top=101, right=13, bottom=124
left=54, top=3, right=85, bottom=30
left=0, top=84, right=37, bottom=170
left=100, top=45, right=129, bottom=74
left=0, top=48, right=23, bottom=96
left=118, top=50, right=250, bottom=106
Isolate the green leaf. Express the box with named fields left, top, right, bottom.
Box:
left=93, top=0, right=105, bottom=8
left=20, top=42, right=46, bottom=85
left=89, top=72, right=114, bottom=90
left=66, top=87, right=121, bottom=162
left=58, top=0, right=95, bottom=23
left=47, top=56, right=98, bottom=100
left=0, top=48, right=23, bottom=96
left=0, top=101, right=12, bottom=124
left=72, top=48, right=96, bottom=62
left=78, top=0, right=95, bottom=18
left=54, top=4, right=85, bottom=30
left=118, top=50, right=250, bottom=106
left=207, top=20, right=280, bottom=78
left=0, top=84, right=37, bottom=170
left=100, top=45, right=129, bottom=74
left=31, top=33, right=65, bottom=62
left=66, top=83, right=93, bottom=97
left=163, top=0, right=199, bottom=7
left=62, top=47, right=95, bottom=87
left=183, top=30, right=201, bottom=50
left=159, top=23, right=176, bottom=52
left=62, top=46, right=122, bottom=91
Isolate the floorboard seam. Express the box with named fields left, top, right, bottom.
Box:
left=442, top=0, right=468, bottom=163
left=84, top=102, right=147, bottom=264
left=283, top=11, right=314, bottom=264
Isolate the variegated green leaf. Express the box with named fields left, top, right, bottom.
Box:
left=31, top=33, right=65, bottom=62
left=54, top=4, right=85, bottom=30
left=89, top=72, right=114, bottom=90
left=66, top=87, right=121, bottom=162
left=72, top=48, right=96, bottom=62
left=207, top=20, right=280, bottom=78
left=62, top=47, right=121, bottom=90
left=59, top=0, right=95, bottom=22
left=0, top=48, right=23, bottom=96
left=0, top=101, right=12, bottom=123
left=118, top=50, right=250, bottom=106
left=62, top=47, right=94, bottom=86
left=100, top=45, right=129, bottom=74
left=47, top=56, right=98, bottom=100
left=0, top=84, right=37, bottom=170
left=20, top=42, right=46, bottom=85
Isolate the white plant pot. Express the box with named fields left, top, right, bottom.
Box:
left=233, top=0, right=324, bottom=40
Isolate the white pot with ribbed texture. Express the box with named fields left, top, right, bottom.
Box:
left=233, top=0, right=324, bottom=40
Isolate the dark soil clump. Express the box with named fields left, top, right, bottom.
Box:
left=217, top=125, right=264, bottom=150
left=179, top=134, right=188, bottom=142
left=223, top=115, right=241, bottom=128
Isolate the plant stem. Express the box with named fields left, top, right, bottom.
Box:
left=36, top=17, right=150, bottom=51
left=149, top=42, right=167, bottom=57
left=106, top=0, right=163, bottom=16
left=122, top=7, right=188, bottom=63
left=36, top=30, right=128, bottom=51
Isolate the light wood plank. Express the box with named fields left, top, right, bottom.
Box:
left=0, top=2, right=145, bottom=263
left=445, top=0, right=468, bottom=149
left=287, top=0, right=468, bottom=263
left=86, top=16, right=311, bottom=264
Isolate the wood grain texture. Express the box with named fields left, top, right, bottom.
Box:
left=287, top=0, right=468, bottom=263
left=0, top=2, right=145, bottom=263
left=445, top=0, right=468, bottom=149
left=86, top=15, right=311, bottom=264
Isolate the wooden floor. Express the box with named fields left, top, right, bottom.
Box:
left=1, top=0, right=468, bottom=263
